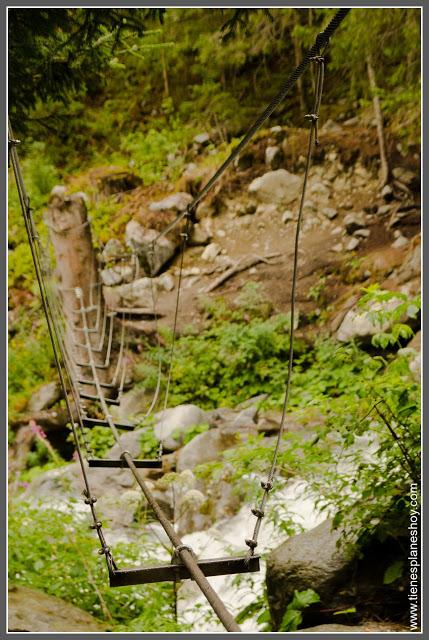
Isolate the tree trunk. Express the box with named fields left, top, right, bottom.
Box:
left=44, top=190, right=109, bottom=387
left=161, top=48, right=170, bottom=98
left=366, top=53, right=389, bottom=188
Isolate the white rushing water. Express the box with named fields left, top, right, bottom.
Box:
left=177, top=479, right=325, bottom=632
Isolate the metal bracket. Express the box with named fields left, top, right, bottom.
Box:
left=109, top=555, right=260, bottom=587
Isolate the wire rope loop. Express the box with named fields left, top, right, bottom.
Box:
left=173, top=544, right=195, bottom=563
left=98, top=546, right=111, bottom=556
left=245, top=33, right=328, bottom=555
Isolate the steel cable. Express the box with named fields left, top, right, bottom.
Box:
left=244, top=52, right=326, bottom=560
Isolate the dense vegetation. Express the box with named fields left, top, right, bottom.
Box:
left=8, top=7, right=420, bottom=633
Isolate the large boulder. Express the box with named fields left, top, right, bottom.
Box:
left=248, top=169, right=302, bottom=205
left=100, top=264, right=134, bottom=287
left=103, top=276, right=156, bottom=310
left=125, top=220, right=176, bottom=275
left=153, top=404, right=207, bottom=450
left=100, top=238, right=125, bottom=264
left=336, top=296, right=414, bottom=343
left=265, top=146, right=284, bottom=170
left=27, top=382, right=61, bottom=413
left=149, top=192, right=193, bottom=214
left=97, top=170, right=142, bottom=197
left=176, top=428, right=240, bottom=472
left=8, top=585, right=108, bottom=632
left=266, top=520, right=354, bottom=629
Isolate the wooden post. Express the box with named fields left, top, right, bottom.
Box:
left=44, top=188, right=108, bottom=386
left=366, top=53, right=389, bottom=188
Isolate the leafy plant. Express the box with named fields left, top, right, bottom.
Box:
left=8, top=500, right=186, bottom=631
left=358, top=285, right=420, bottom=349
left=279, top=589, right=320, bottom=631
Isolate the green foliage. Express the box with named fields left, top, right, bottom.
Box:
left=81, top=426, right=116, bottom=458
left=138, top=426, right=160, bottom=458
left=162, top=312, right=298, bottom=409
left=8, top=141, right=59, bottom=290
left=9, top=8, right=165, bottom=128
left=358, top=285, right=420, bottom=348
left=192, top=335, right=419, bottom=552
left=9, top=501, right=187, bottom=631
left=117, top=118, right=192, bottom=185
left=8, top=312, right=55, bottom=422
left=172, top=422, right=210, bottom=446
left=383, top=560, right=404, bottom=585
left=235, top=593, right=272, bottom=630
left=279, top=589, right=320, bottom=631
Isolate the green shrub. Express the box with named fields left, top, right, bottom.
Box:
left=8, top=501, right=187, bottom=631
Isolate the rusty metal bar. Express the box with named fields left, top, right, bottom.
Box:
left=110, top=555, right=260, bottom=587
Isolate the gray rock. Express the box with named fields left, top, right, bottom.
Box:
left=322, top=207, right=338, bottom=220
left=300, top=624, right=366, bottom=632
left=8, top=585, right=107, bottom=632
left=344, top=213, right=366, bottom=235
left=320, top=118, right=343, bottom=134
left=309, top=180, right=330, bottom=198
left=381, top=184, right=394, bottom=201
left=392, top=234, right=409, bottom=249
left=193, top=133, right=211, bottom=146
left=27, top=382, right=61, bottom=413
left=49, top=185, right=68, bottom=200
left=201, top=242, right=221, bottom=262
left=153, top=404, right=207, bottom=447
left=392, top=167, right=418, bottom=188
left=100, top=264, right=134, bottom=287
left=108, top=428, right=146, bottom=460
left=353, top=228, right=370, bottom=239
left=116, top=387, right=154, bottom=421
left=282, top=210, right=295, bottom=224
left=189, top=220, right=213, bottom=246
left=176, top=429, right=240, bottom=473
left=98, top=170, right=142, bottom=196
left=396, top=240, right=420, bottom=283
left=343, top=116, right=359, bottom=127
left=248, top=169, right=302, bottom=205
left=157, top=272, right=175, bottom=292
left=100, top=238, right=125, bottom=264
left=125, top=220, right=176, bottom=275
left=266, top=520, right=354, bottom=629
left=336, top=295, right=411, bottom=343
left=265, top=145, right=284, bottom=170
left=104, top=276, right=156, bottom=309
left=235, top=152, right=254, bottom=171
left=346, top=237, right=360, bottom=251
left=377, top=204, right=393, bottom=215
left=149, top=192, right=193, bottom=214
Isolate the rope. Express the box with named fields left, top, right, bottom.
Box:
left=8, top=120, right=116, bottom=571
left=244, top=52, right=326, bottom=560
left=157, top=215, right=191, bottom=457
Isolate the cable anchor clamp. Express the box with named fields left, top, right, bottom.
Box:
left=172, top=544, right=195, bottom=565
left=304, top=113, right=319, bottom=123
left=245, top=538, right=258, bottom=550
left=98, top=546, right=110, bottom=556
